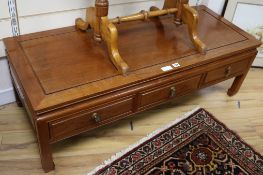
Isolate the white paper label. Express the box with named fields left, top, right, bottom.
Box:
left=161, top=66, right=173, bottom=72
left=172, top=63, right=181, bottom=68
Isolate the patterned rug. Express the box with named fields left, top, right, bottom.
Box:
left=87, top=108, right=263, bottom=175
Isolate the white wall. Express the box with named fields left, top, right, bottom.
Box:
left=0, top=0, right=225, bottom=106
left=0, top=0, right=16, bottom=105
left=0, top=0, right=13, bottom=57
left=202, top=0, right=226, bottom=14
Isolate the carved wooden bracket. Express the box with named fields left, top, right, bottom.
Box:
left=76, top=0, right=207, bottom=75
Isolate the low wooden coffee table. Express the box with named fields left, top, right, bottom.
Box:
left=3, top=6, right=260, bottom=172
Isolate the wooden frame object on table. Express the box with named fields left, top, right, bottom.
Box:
left=76, top=0, right=207, bottom=75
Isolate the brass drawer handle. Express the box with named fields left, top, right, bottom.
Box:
left=92, top=113, right=101, bottom=123
left=225, top=66, right=231, bottom=78
left=170, top=86, right=176, bottom=97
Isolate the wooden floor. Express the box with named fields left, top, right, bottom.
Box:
left=0, top=68, right=262, bottom=175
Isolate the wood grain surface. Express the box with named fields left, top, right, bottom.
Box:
left=4, top=6, right=260, bottom=113
left=0, top=68, right=262, bottom=175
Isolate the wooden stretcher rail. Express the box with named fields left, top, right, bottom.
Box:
left=110, top=8, right=178, bottom=24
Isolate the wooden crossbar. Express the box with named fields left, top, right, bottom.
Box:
left=110, top=8, right=178, bottom=24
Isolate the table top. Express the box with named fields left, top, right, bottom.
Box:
left=4, top=6, right=260, bottom=114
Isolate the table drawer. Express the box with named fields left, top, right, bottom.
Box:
left=138, top=75, right=201, bottom=109
left=49, top=97, right=134, bottom=139
left=205, top=59, right=250, bottom=84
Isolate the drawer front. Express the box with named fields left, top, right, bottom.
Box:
left=205, top=59, right=250, bottom=84
left=138, top=75, right=201, bottom=109
left=50, top=97, right=134, bottom=139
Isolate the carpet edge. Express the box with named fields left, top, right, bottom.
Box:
left=86, top=106, right=202, bottom=175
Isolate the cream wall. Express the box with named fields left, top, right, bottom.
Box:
left=0, top=0, right=15, bottom=105
left=0, top=0, right=225, bottom=105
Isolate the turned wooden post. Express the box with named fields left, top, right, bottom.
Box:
left=163, top=0, right=188, bottom=24
left=94, top=0, right=109, bottom=41
left=175, top=0, right=189, bottom=24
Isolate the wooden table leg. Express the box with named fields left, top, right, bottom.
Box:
left=36, top=119, right=55, bottom=173
left=227, top=73, right=248, bottom=96
left=9, top=62, right=23, bottom=107
left=13, top=86, right=23, bottom=107
left=228, top=57, right=256, bottom=96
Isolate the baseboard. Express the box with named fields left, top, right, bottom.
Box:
left=0, top=88, right=16, bottom=106
left=252, top=57, right=263, bottom=67
left=0, top=55, right=7, bottom=60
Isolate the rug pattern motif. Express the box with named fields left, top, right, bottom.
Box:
left=95, top=109, right=263, bottom=175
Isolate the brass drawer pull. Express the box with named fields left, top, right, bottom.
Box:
left=92, top=113, right=101, bottom=123
left=225, top=66, right=231, bottom=78
left=170, top=86, right=176, bottom=97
